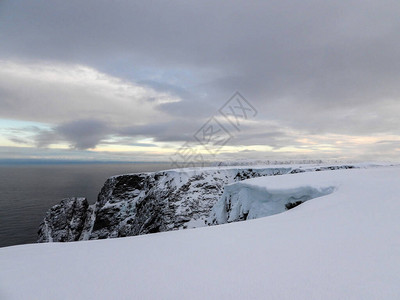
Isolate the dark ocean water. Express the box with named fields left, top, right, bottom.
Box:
left=0, top=163, right=173, bottom=248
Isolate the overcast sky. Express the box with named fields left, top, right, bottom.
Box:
left=1, top=0, right=400, bottom=163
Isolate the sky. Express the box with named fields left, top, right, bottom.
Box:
left=1, top=0, right=400, bottom=163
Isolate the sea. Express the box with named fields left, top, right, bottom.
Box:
left=0, top=162, right=174, bottom=248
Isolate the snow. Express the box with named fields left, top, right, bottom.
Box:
left=1, top=166, right=400, bottom=299
left=210, top=182, right=336, bottom=224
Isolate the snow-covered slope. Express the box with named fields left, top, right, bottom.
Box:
left=37, top=163, right=371, bottom=242
left=2, top=166, right=400, bottom=299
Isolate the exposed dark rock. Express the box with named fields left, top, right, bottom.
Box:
left=37, top=197, right=89, bottom=242
left=285, top=201, right=304, bottom=210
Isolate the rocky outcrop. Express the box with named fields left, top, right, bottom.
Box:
left=37, top=197, right=89, bottom=242
left=37, top=164, right=361, bottom=243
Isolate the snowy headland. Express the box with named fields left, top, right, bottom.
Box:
left=1, top=165, right=400, bottom=299
left=37, top=163, right=380, bottom=242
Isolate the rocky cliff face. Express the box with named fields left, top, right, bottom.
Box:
left=37, top=197, right=89, bottom=242
left=37, top=164, right=358, bottom=243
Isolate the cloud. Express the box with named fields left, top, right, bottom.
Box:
left=0, top=61, right=180, bottom=125
left=1, top=1, right=400, bottom=160
left=8, top=137, right=30, bottom=145
left=2, top=2, right=400, bottom=133
left=34, top=128, right=59, bottom=148
left=56, top=119, right=111, bottom=149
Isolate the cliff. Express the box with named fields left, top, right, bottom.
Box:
left=37, top=164, right=359, bottom=242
